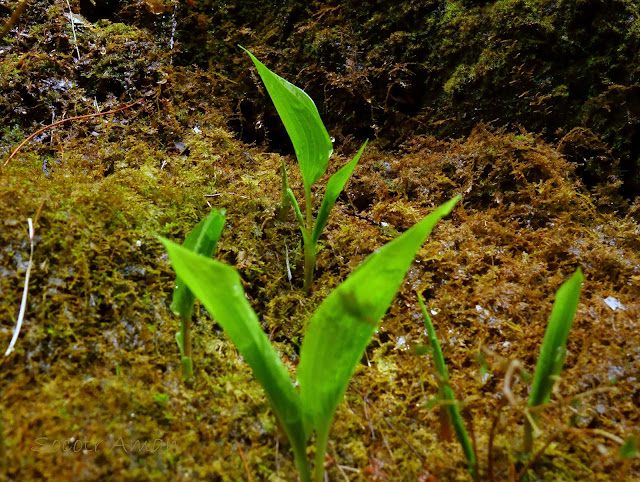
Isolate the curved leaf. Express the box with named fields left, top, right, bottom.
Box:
left=312, top=141, right=367, bottom=245
left=170, top=209, right=226, bottom=318
left=242, top=47, right=333, bottom=191
left=297, top=196, right=460, bottom=468
left=161, top=239, right=311, bottom=479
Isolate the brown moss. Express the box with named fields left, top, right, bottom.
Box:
left=1, top=2, right=639, bottom=480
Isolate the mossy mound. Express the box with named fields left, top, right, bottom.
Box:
left=162, top=0, right=640, bottom=198
left=2, top=120, right=639, bottom=478
left=1, top=1, right=639, bottom=479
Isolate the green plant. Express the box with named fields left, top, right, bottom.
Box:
left=170, top=209, right=226, bottom=380
left=525, top=267, right=583, bottom=451
left=161, top=197, right=459, bottom=481
left=417, top=293, right=476, bottom=476
left=242, top=47, right=367, bottom=293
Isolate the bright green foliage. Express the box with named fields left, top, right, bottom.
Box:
left=312, top=141, right=367, bottom=245
left=528, top=267, right=583, bottom=406
left=162, top=237, right=312, bottom=479
left=525, top=267, right=583, bottom=450
left=241, top=47, right=332, bottom=192
left=297, top=197, right=459, bottom=479
left=242, top=47, right=367, bottom=292
left=170, top=209, right=226, bottom=380
left=417, top=294, right=476, bottom=476
left=161, top=197, right=459, bottom=482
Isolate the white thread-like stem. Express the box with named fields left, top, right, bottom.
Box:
left=5, top=218, right=34, bottom=356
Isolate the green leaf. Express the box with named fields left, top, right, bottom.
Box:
left=418, top=294, right=476, bottom=475
left=528, top=267, right=584, bottom=407
left=619, top=435, right=638, bottom=459
left=170, top=209, right=226, bottom=318
left=312, top=141, right=367, bottom=245
left=297, top=196, right=459, bottom=474
left=242, top=47, right=333, bottom=192
left=161, top=239, right=311, bottom=479
left=287, top=188, right=308, bottom=242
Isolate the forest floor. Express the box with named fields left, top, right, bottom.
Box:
left=1, top=1, right=639, bottom=480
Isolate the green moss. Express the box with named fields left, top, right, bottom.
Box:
left=1, top=1, right=639, bottom=480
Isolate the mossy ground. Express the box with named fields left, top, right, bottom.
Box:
left=1, top=0, right=639, bottom=480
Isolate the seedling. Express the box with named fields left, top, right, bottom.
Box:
left=162, top=197, right=459, bottom=481
left=170, top=209, right=226, bottom=380
left=242, top=47, right=367, bottom=292
left=417, top=293, right=476, bottom=476
left=525, top=267, right=583, bottom=451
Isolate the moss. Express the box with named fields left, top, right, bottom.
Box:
left=1, top=1, right=639, bottom=480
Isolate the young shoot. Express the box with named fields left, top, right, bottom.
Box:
left=162, top=197, right=459, bottom=481
left=417, top=293, right=476, bottom=476
left=170, top=209, right=226, bottom=381
left=525, top=267, right=583, bottom=452
left=242, top=47, right=367, bottom=293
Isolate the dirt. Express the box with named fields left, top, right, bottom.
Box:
left=0, top=0, right=638, bottom=480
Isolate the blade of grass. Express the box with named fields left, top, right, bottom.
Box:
left=528, top=267, right=583, bottom=406
left=170, top=210, right=226, bottom=380
left=297, top=196, right=460, bottom=481
left=525, top=267, right=583, bottom=451
left=311, top=141, right=367, bottom=245
left=241, top=47, right=333, bottom=193
left=278, top=158, right=291, bottom=221
left=170, top=210, right=226, bottom=318
left=417, top=294, right=476, bottom=476
left=161, top=239, right=312, bottom=480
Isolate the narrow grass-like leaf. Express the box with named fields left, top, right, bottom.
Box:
left=287, top=188, right=307, bottom=240
left=418, top=294, right=476, bottom=476
left=297, top=196, right=459, bottom=479
left=161, top=239, right=311, bottom=480
left=619, top=435, right=638, bottom=459
left=287, top=188, right=316, bottom=292
left=528, top=267, right=583, bottom=407
left=311, top=140, right=367, bottom=245
left=525, top=267, right=583, bottom=452
left=170, top=209, right=226, bottom=318
left=278, top=158, right=291, bottom=220
left=242, top=47, right=333, bottom=192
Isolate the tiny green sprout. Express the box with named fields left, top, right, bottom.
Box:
left=417, top=293, right=476, bottom=477
left=525, top=267, right=583, bottom=452
left=162, top=197, right=459, bottom=481
left=619, top=435, right=638, bottom=459
left=241, top=47, right=367, bottom=293
left=153, top=392, right=170, bottom=408
left=170, top=209, right=226, bottom=381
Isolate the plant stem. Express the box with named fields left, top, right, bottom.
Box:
left=278, top=159, right=291, bottom=221
left=523, top=416, right=535, bottom=453
left=292, top=441, right=312, bottom=482
left=303, top=230, right=315, bottom=294
left=303, top=187, right=315, bottom=293
left=314, top=427, right=330, bottom=482
left=180, top=312, right=194, bottom=379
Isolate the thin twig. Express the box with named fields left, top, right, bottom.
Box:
left=64, top=0, right=80, bottom=60
left=4, top=202, right=45, bottom=357
left=235, top=440, right=253, bottom=482
left=0, top=0, right=29, bottom=41
left=5, top=221, right=34, bottom=355
left=3, top=98, right=144, bottom=168
left=330, top=443, right=353, bottom=482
